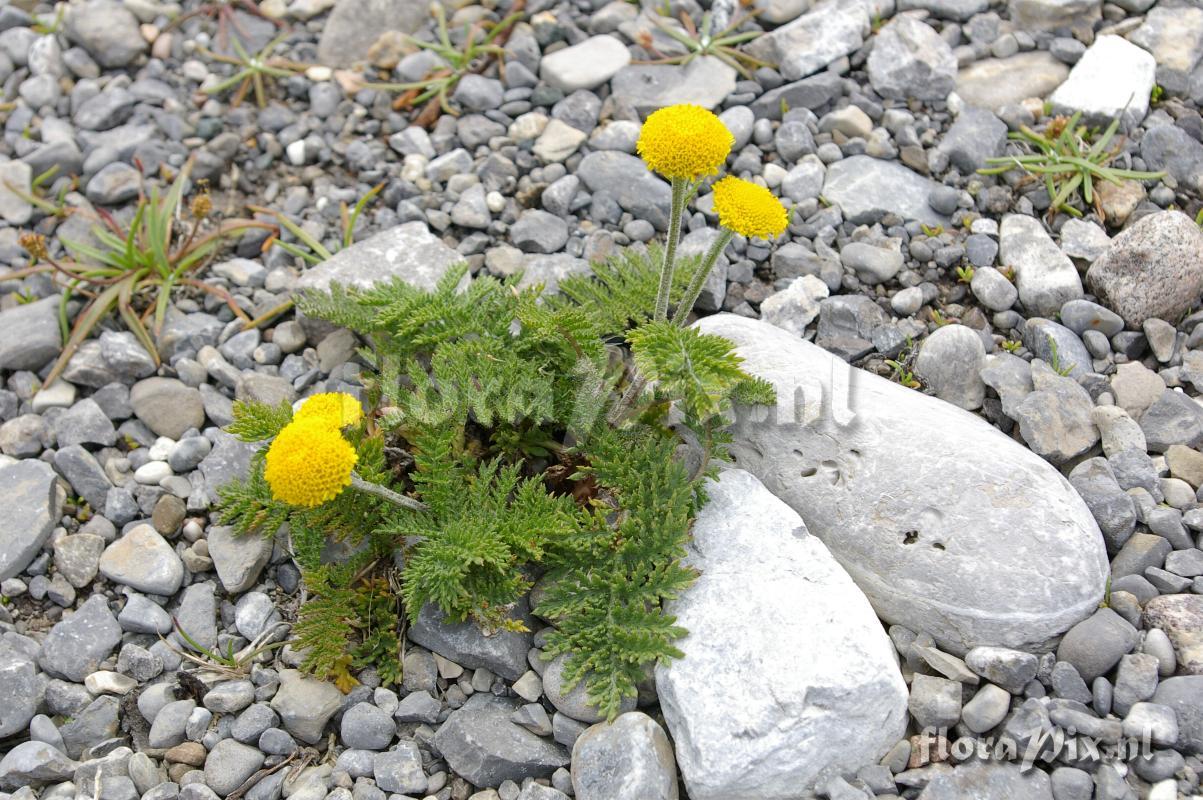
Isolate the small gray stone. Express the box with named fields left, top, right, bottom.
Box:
left=409, top=602, right=533, bottom=681
left=1056, top=608, right=1139, bottom=683
left=914, top=324, right=986, bottom=411
left=65, top=0, right=146, bottom=68
left=543, top=654, right=635, bottom=724
left=203, top=738, right=264, bottom=797
left=0, top=459, right=62, bottom=581
left=393, top=691, right=440, bottom=724
left=0, top=741, right=79, bottom=790
left=130, top=378, right=205, bottom=440
left=38, top=595, right=122, bottom=682
left=374, top=741, right=427, bottom=794
left=822, top=155, right=948, bottom=227
left=0, top=296, right=61, bottom=371
left=432, top=694, right=570, bottom=786
left=511, top=210, right=568, bottom=254
left=969, top=266, right=1017, bottom=312
left=99, top=524, right=184, bottom=595
left=964, top=647, right=1039, bottom=694
left=1151, top=676, right=1203, bottom=753
left=295, top=222, right=465, bottom=294
left=340, top=703, right=396, bottom=750
left=745, top=1, right=867, bottom=82
left=938, top=108, right=1008, bottom=172
left=571, top=712, right=677, bottom=800
left=961, top=684, right=1011, bottom=733
left=85, top=162, right=141, bottom=205
left=868, top=15, right=956, bottom=101
left=1000, top=215, right=1083, bottom=317
left=270, top=669, right=343, bottom=744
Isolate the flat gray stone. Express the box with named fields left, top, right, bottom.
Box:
left=657, top=469, right=907, bottom=799
left=822, top=156, right=947, bottom=228
left=576, top=151, right=671, bottom=231
left=270, top=669, right=344, bottom=744
left=693, top=314, right=1109, bottom=655
left=38, top=595, right=122, bottom=682
left=0, top=459, right=63, bottom=581
left=99, top=523, right=184, bottom=595
left=0, top=644, right=39, bottom=738
left=539, top=35, right=631, bottom=92
left=408, top=601, right=533, bottom=681
left=0, top=296, right=61, bottom=371
left=64, top=0, right=146, bottom=69
left=610, top=56, right=736, bottom=114
left=207, top=525, right=273, bottom=594
left=295, top=222, right=465, bottom=294
left=955, top=52, right=1069, bottom=111
left=918, top=760, right=1053, bottom=799
left=433, top=694, right=570, bottom=786
left=129, top=377, right=205, bottom=440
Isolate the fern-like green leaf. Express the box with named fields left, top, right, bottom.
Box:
left=628, top=321, right=747, bottom=420
left=226, top=399, right=294, bottom=442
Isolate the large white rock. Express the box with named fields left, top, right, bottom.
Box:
left=1049, top=35, right=1155, bottom=131
left=692, top=314, right=1109, bottom=655
left=656, top=469, right=907, bottom=800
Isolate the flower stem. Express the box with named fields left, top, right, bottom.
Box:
left=672, top=228, right=734, bottom=326
left=350, top=473, right=428, bottom=512
left=653, top=177, right=688, bottom=322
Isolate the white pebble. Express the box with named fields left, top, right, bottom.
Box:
left=134, top=461, right=172, bottom=485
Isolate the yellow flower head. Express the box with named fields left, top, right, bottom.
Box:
left=712, top=176, right=789, bottom=240
left=295, top=392, right=363, bottom=429
left=264, top=418, right=358, bottom=507
left=637, top=104, right=734, bottom=181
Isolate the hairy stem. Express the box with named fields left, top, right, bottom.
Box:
left=653, top=177, right=687, bottom=321
left=672, top=229, right=734, bottom=326
left=350, top=473, right=428, bottom=512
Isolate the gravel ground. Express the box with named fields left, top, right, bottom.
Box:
left=3, top=0, right=1203, bottom=798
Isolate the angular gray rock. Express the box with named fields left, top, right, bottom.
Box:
left=38, top=595, right=122, bottom=682
left=0, top=741, right=79, bottom=790
left=0, top=296, right=60, bottom=371
left=207, top=525, right=274, bottom=594
left=0, top=644, right=39, bottom=738
left=1068, top=458, right=1136, bottom=553
left=744, top=0, right=867, bottom=81
left=433, top=694, right=570, bottom=786
left=270, top=670, right=344, bottom=744
left=999, top=214, right=1083, bottom=317
left=0, top=459, right=63, bottom=581
left=822, top=156, right=947, bottom=228
left=204, top=738, right=265, bottom=796
left=99, top=524, right=184, bottom=596
left=295, top=222, right=465, bottom=294
left=693, top=314, right=1109, bottom=655
left=1049, top=35, right=1154, bottom=131
left=867, top=15, right=956, bottom=101
left=656, top=469, right=907, bottom=800
left=1140, top=124, right=1203, bottom=193
left=65, top=0, right=146, bottom=69
left=571, top=712, right=678, bottom=800
left=1152, top=676, right=1203, bottom=753
left=1056, top=608, right=1139, bottom=682
left=409, top=601, right=534, bottom=681
left=1086, top=211, right=1203, bottom=329
left=1012, top=361, right=1099, bottom=465
left=938, top=108, right=1008, bottom=173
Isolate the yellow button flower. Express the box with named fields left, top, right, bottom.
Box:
left=637, top=104, right=734, bottom=181
left=712, top=176, right=789, bottom=240
left=264, top=418, right=358, bottom=507
left=295, top=392, right=363, bottom=429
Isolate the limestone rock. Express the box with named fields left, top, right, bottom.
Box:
left=693, top=314, right=1109, bottom=655
left=656, top=469, right=907, bottom=799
